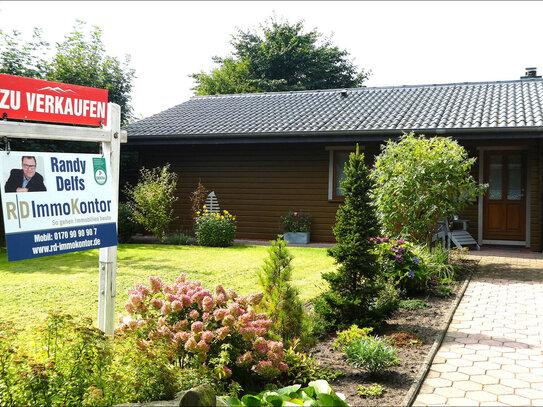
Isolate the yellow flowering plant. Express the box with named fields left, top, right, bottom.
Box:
left=195, top=208, right=237, bottom=247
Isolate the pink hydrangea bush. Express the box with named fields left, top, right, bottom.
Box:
left=116, top=273, right=287, bottom=382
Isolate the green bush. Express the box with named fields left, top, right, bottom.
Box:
left=112, top=333, right=179, bottom=403
left=124, top=164, right=179, bottom=243
left=118, top=202, right=139, bottom=243
left=371, top=132, right=487, bottom=245
left=344, top=336, right=400, bottom=374
left=195, top=208, right=236, bottom=247
left=0, top=313, right=122, bottom=407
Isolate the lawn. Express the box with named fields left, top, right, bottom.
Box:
left=0, top=243, right=336, bottom=331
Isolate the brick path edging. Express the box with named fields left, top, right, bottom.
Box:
left=402, top=273, right=473, bottom=407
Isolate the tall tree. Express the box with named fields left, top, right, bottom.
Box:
left=0, top=20, right=135, bottom=126
left=0, top=28, right=50, bottom=79
left=191, top=17, right=370, bottom=95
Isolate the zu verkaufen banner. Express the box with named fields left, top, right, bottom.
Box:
left=0, top=73, right=108, bottom=126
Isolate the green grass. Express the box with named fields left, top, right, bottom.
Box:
left=0, top=244, right=335, bottom=331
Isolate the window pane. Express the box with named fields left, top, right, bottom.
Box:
left=335, top=152, right=350, bottom=196
left=507, top=155, right=522, bottom=200
left=488, top=155, right=502, bottom=200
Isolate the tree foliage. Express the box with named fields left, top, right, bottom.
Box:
left=124, top=164, right=179, bottom=243
left=0, top=20, right=135, bottom=125
left=370, top=132, right=487, bottom=245
left=191, top=17, right=369, bottom=95
left=314, top=146, right=394, bottom=330
left=0, top=27, right=50, bottom=79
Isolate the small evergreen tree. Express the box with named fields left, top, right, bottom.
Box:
left=257, top=236, right=305, bottom=344
left=314, top=146, right=394, bottom=330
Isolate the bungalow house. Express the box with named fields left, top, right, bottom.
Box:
left=124, top=70, right=543, bottom=251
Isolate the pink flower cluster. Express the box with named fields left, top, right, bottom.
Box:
left=116, top=273, right=288, bottom=379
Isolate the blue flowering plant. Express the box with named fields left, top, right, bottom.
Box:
left=370, top=237, right=430, bottom=294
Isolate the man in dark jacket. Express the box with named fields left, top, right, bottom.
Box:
left=4, top=156, right=47, bottom=192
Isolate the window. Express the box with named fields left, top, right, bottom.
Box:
left=327, top=146, right=358, bottom=200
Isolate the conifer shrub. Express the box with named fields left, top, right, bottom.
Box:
left=313, top=146, right=398, bottom=331
left=256, top=236, right=305, bottom=346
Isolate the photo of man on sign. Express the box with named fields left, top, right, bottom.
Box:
left=4, top=156, right=47, bottom=192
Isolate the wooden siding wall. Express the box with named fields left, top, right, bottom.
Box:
left=124, top=138, right=541, bottom=250
left=124, top=143, right=374, bottom=243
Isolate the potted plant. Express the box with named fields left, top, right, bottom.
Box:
left=280, top=211, right=311, bottom=244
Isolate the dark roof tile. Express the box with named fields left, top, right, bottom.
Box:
left=127, top=79, right=543, bottom=138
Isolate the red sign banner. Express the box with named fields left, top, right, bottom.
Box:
left=0, top=74, right=108, bottom=126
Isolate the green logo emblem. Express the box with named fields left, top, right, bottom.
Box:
left=93, top=157, right=107, bottom=185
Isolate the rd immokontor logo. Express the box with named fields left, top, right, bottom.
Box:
left=93, top=157, right=107, bottom=185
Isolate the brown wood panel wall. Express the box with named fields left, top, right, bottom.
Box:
left=123, top=138, right=541, bottom=250
left=126, top=143, right=357, bottom=243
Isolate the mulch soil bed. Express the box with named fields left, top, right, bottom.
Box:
left=311, top=260, right=476, bottom=407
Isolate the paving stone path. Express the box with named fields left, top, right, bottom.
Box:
left=413, top=249, right=543, bottom=406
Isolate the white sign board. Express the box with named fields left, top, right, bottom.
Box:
left=0, top=151, right=117, bottom=261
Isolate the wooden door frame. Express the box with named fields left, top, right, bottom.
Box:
left=477, top=146, right=531, bottom=247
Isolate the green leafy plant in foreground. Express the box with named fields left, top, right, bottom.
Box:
left=223, top=379, right=349, bottom=406
left=344, top=336, right=400, bottom=375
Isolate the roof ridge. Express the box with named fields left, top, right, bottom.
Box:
left=190, top=78, right=543, bottom=100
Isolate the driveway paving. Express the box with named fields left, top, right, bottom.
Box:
left=413, top=247, right=543, bottom=406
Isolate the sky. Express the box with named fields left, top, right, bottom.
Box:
left=1, top=1, right=543, bottom=119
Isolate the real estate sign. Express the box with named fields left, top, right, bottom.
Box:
left=0, top=73, right=108, bottom=126
left=0, top=151, right=118, bottom=261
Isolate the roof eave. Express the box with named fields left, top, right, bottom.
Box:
left=125, top=127, right=543, bottom=146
